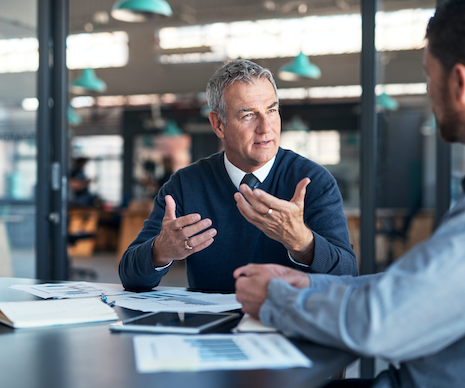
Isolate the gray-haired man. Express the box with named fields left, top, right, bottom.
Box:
left=119, top=59, right=357, bottom=292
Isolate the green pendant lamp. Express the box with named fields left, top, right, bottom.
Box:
left=200, top=105, right=211, bottom=118
left=377, top=92, right=399, bottom=111
left=70, top=68, right=107, bottom=94
left=278, top=52, right=321, bottom=81
left=67, top=105, right=82, bottom=126
left=111, top=0, right=173, bottom=22
left=284, top=115, right=309, bottom=132
left=162, top=120, right=183, bottom=136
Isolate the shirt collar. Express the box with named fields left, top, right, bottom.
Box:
left=224, top=153, right=276, bottom=190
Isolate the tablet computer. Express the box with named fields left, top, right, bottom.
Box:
left=109, top=311, right=240, bottom=334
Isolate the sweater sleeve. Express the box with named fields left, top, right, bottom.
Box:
left=118, top=236, right=172, bottom=291
left=118, top=178, right=178, bottom=291
left=303, top=172, right=358, bottom=276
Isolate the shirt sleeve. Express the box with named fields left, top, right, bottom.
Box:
left=260, top=204, right=465, bottom=362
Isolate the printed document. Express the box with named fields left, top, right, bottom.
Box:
left=0, top=298, right=118, bottom=328
left=116, top=289, right=241, bottom=313
left=11, top=282, right=128, bottom=299
left=133, top=333, right=312, bottom=373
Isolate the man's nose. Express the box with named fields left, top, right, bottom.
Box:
left=256, top=113, right=273, bottom=133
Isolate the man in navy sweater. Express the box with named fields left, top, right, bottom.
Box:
left=119, top=59, right=357, bottom=292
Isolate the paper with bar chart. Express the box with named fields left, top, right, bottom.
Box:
left=133, top=333, right=312, bottom=373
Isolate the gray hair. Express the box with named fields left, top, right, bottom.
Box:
left=206, top=59, right=278, bottom=125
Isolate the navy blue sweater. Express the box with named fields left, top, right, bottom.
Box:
left=119, top=148, right=357, bottom=292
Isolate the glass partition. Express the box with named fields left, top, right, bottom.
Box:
left=0, top=0, right=37, bottom=277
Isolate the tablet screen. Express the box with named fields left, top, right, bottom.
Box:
left=127, top=312, right=231, bottom=328
left=111, top=311, right=240, bottom=334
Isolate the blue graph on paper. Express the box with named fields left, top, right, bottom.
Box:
left=184, top=338, right=249, bottom=362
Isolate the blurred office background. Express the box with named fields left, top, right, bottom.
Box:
left=0, top=0, right=464, bottom=285
left=2, top=0, right=465, bottom=379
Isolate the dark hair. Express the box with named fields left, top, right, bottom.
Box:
left=206, top=59, right=278, bottom=125
left=426, top=0, right=465, bottom=73
left=75, top=157, right=89, bottom=165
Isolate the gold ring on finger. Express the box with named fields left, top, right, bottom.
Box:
left=184, top=240, right=193, bottom=250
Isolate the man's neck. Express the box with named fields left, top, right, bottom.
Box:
left=224, top=153, right=276, bottom=189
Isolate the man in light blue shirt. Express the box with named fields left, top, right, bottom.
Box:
left=235, top=1, right=465, bottom=387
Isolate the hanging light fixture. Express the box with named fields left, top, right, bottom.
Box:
left=162, top=120, right=183, bottom=137
left=284, top=115, right=309, bottom=132
left=70, top=69, right=107, bottom=94
left=200, top=105, right=211, bottom=118
left=67, top=105, right=82, bottom=126
left=278, top=52, right=321, bottom=81
left=111, top=0, right=173, bottom=22
left=377, top=92, right=399, bottom=111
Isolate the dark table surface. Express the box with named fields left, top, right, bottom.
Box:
left=0, top=277, right=358, bottom=388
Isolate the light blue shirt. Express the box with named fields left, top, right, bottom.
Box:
left=261, top=191, right=465, bottom=387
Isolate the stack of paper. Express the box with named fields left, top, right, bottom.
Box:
left=234, top=313, right=278, bottom=332
left=0, top=298, right=118, bottom=329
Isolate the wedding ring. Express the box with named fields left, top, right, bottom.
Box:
left=184, top=240, right=193, bottom=250
left=265, top=208, right=273, bottom=216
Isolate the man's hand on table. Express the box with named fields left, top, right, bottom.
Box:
left=234, top=264, right=310, bottom=319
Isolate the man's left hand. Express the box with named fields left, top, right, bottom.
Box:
left=233, top=177, right=314, bottom=265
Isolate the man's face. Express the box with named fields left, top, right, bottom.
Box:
left=215, top=78, right=281, bottom=172
left=424, top=44, right=465, bottom=143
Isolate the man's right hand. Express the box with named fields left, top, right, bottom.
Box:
left=234, top=264, right=310, bottom=319
left=152, top=195, right=217, bottom=267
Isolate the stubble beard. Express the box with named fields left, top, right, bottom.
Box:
left=436, top=82, right=465, bottom=144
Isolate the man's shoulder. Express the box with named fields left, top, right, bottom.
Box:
left=174, top=151, right=224, bottom=179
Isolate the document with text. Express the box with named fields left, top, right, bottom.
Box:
left=11, top=282, right=129, bottom=299
left=133, top=333, right=312, bottom=373
left=115, top=289, right=241, bottom=313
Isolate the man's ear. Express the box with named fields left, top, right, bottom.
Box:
left=208, top=111, right=225, bottom=139
left=451, top=63, right=465, bottom=106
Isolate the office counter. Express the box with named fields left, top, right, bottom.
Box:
left=0, top=277, right=358, bottom=388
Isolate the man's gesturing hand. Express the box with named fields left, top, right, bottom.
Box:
left=152, top=195, right=217, bottom=267
left=233, top=178, right=315, bottom=265
left=234, top=264, right=310, bottom=319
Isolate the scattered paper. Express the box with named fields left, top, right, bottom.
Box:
left=11, top=282, right=130, bottom=299
left=234, top=313, right=278, bottom=333
left=133, top=333, right=312, bottom=373
left=116, top=289, right=241, bottom=313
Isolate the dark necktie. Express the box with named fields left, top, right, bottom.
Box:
left=240, top=173, right=260, bottom=189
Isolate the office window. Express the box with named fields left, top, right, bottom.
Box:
left=280, top=130, right=341, bottom=166
left=71, top=135, right=123, bottom=206
left=158, top=9, right=434, bottom=64
left=0, top=31, right=128, bottom=74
